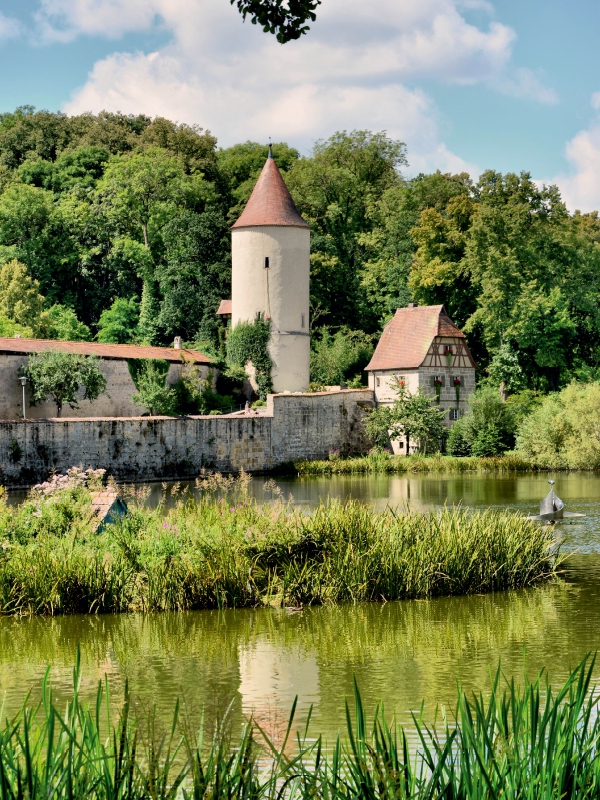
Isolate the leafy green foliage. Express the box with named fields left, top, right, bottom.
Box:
left=227, top=318, right=272, bottom=399
left=310, top=327, right=374, bottom=385
left=24, top=352, right=107, bottom=416
left=96, top=297, right=139, bottom=343
left=447, top=385, right=516, bottom=457
left=2, top=109, right=600, bottom=393
left=288, top=130, right=407, bottom=331
left=155, top=209, right=231, bottom=343
left=0, top=258, right=49, bottom=336
left=46, top=304, right=91, bottom=341
left=516, top=381, right=600, bottom=468
left=231, top=0, right=321, bottom=42
left=128, top=359, right=177, bottom=415
left=0, top=313, right=33, bottom=337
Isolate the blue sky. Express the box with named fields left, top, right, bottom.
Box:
left=1, top=0, right=600, bottom=210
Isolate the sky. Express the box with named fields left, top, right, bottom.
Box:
left=1, top=0, right=600, bottom=211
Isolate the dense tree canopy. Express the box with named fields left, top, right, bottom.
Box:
left=0, top=106, right=599, bottom=396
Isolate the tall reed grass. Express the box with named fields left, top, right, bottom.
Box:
left=295, top=451, right=535, bottom=475
left=2, top=655, right=600, bottom=799
left=0, top=479, right=562, bottom=615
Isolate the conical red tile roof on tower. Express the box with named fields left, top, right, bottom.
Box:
left=231, top=147, right=310, bottom=229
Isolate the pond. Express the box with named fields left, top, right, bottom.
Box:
left=1, top=471, right=600, bottom=746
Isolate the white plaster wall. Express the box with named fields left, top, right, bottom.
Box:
left=369, top=365, right=476, bottom=454
left=371, top=370, right=420, bottom=404
left=0, top=354, right=210, bottom=419
left=231, top=226, right=310, bottom=393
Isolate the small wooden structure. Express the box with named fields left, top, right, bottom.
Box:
left=90, top=487, right=128, bottom=531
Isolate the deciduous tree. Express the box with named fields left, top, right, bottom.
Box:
left=24, top=352, right=107, bottom=417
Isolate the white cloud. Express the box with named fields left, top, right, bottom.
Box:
left=544, top=93, right=600, bottom=213
left=65, top=46, right=479, bottom=174
left=27, top=0, right=543, bottom=175
left=0, top=12, right=22, bottom=42
left=549, top=125, right=600, bottom=213
left=495, top=67, right=558, bottom=105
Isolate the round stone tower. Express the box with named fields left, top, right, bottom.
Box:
left=230, top=147, right=310, bottom=393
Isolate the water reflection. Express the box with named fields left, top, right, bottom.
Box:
left=2, top=472, right=600, bottom=743
left=0, top=555, right=598, bottom=744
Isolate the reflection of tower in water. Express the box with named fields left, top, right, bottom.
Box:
left=238, top=639, right=320, bottom=748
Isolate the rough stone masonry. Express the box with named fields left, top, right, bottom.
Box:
left=0, top=390, right=374, bottom=488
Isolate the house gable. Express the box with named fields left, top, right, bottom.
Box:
left=365, top=305, right=476, bottom=372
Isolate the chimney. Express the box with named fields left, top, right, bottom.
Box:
left=173, top=336, right=182, bottom=349
left=407, top=302, right=418, bottom=308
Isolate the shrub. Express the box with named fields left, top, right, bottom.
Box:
left=129, top=359, right=177, bottom=415
left=447, top=385, right=516, bottom=456
left=96, top=297, right=139, bottom=344
left=310, top=327, right=374, bottom=386
left=446, top=417, right=471, bottom=456
left=47, top=304, right=91, bottom=341
left=226, top=318, right=272, bottom=399
left=516, top=381, right=600, bottom=468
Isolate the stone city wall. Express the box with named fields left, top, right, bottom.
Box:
left=0, top=390, right=374, bottom=487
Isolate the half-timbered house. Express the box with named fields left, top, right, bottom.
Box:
left=365, top=304, right=476, bottom=447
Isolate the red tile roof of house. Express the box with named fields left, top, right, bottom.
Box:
left=231, top=152, right=309, bottom=230
left=0, top=338, right=212, bottom=364
left=217, top=299, right=232, bottom=315
left=365, top=305, right=473, bottom=371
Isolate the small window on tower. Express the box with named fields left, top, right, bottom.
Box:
left=255, top=311, right=262, bottom=321
left=301, top=313, right=305, bottom=328
left=264, top=256, right=269, bottom=269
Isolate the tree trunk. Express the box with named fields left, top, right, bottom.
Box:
left=499, top=381, right=508, bottom=402
left=142, top=222, right=149, bottom=249
left=405, top=434, right=410, bottom=456
left=56, top=402, right=62, bottom=418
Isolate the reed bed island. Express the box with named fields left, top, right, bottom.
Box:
left=0, top=471, right=562, bottom=615
left=1, top=657, right=598, bottom=800
left=294, top=451, right=536, bottom=475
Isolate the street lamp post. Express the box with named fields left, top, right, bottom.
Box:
left=19, top=376, right=27, bottom=419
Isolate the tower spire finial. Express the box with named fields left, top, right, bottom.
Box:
left=268, top=137, right=273, bottom=159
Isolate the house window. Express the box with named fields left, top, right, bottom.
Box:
left=264, top=256, right=270, bottom=269
left=399, top=441, right=404, bottom=448
left=450, top=408, right=460, bottom=421
left=301, top=313, right=305, bottom=328
left=376, top=377, right=381, bottom=387
left=255, top=311, right=262, bottom=321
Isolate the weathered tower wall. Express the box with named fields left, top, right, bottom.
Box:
left=231, top=226, right=310, bottom=393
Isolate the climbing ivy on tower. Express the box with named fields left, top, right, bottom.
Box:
left=227, top=318, right=273, bottom=399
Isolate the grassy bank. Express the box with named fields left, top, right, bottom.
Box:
left=294, top=451, right=535, bottom=475
left=2, top=656, right=600, bottom=799
left=0, top=477, right=561, bottom=615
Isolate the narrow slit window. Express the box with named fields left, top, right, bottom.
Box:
left=264, top=256, right=269, bottom=269
left=376, top=377, right=381, bottom=387
left=301, top=313, right=305, bottom=328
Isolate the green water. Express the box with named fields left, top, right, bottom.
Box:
left=1, top=472, right=600, bottom=744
